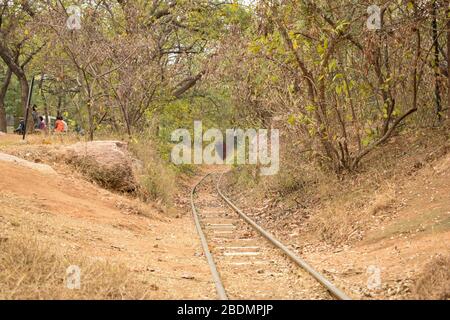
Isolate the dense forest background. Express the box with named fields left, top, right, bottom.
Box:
left=1, top=0, right=450, bottom=174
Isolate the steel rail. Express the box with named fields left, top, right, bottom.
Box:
left=191, top=173, right=228, bottom=300
left=216, top=172, right=352, bottom=300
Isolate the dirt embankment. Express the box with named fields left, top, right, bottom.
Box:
left=222, top=129, right=450, bottom=300
left=0, top=134, right=215, bottom=299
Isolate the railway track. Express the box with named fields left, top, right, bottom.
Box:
left=191, top=172, right=351, bottom=300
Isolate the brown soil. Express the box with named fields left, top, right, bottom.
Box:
left=0, top=134, right=215, bottom=299
left=1, top=131, right=448, bottom=300
left=222, top=129, right=450, bottom=300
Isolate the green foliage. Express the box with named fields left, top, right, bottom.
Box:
left=0, top=0, right=448, bottom=178
left=128, top=134, right=177, bottom=205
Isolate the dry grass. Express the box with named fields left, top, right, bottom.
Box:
left=128, top=137, right=177, bottom=206
left=67, top=155, right=137, bottom=193
left=0, top=133, right=84, bottom=148
left=139, top=164, right=176, bottom=205
left=231, top=128, right=449, bottom=247
left=366, top=188, right=396, bottom=216
left=0, top=233, right=150, bottom=300
left=307, top=185, right=396, bottom=245
left=308, top=207, right=364, bottom=245
left=412, top=255, right=450, bottom=300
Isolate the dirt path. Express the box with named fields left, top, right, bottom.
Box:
left=0, top=158, right=216, bottom=299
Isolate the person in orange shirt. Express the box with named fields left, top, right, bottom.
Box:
left=54, top=116, right=65, bottom=133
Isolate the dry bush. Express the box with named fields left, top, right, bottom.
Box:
left=139, top=163, right=176, bottom=205
left=307, top=187, right=395, bottom=246
left=114, top=199, right=157, bottom=218
left=128, top=137, right=176, bottom=206
left=0, top=235, right=149, bottom=300
left=227, top=165, right=259, bottom=189
left=412, top=255, right=450, bottom=300
left=67, top=155, right=137, bottom=193
left=262, top=161, right=307, bottom=197
left=367, top=189, right=395, bottom=216
left=307, top=207, right=364, bottom=245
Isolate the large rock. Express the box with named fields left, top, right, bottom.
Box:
left=62, top=141, right=138, bottom=192
left=0, top=152, right=57, bottom=175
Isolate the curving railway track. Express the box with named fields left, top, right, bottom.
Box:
left=191, top=172, right=351, bottom=300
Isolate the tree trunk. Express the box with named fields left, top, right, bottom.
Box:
left=119, top=102, right=132, bottom=137
left=57, top=95, right=62, bottom=117
left=86, top=100, right=94, bottom=141
left=0, top=67, right=13, bottom=133
left=39, top=79, right=50, bottom=129
left=0, top=45, right=29, bottom=123
left=447, top=0, right=450, bottom=121
left=432, top=0, right=442, bottom=121
left=18, top=75, right=33, bottom=132
left=0, top=103, right=6, bottom=133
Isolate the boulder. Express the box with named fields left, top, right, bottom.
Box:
left=0, top=152, right=57, bottom=175
left=61, top=141, right=138, bottom=192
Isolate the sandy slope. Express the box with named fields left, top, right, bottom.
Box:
left=0, top=137, right=215, bottom=299
left=234, top=160, right=449, bottom=299
left=306, top=153, right=450, bottom=299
